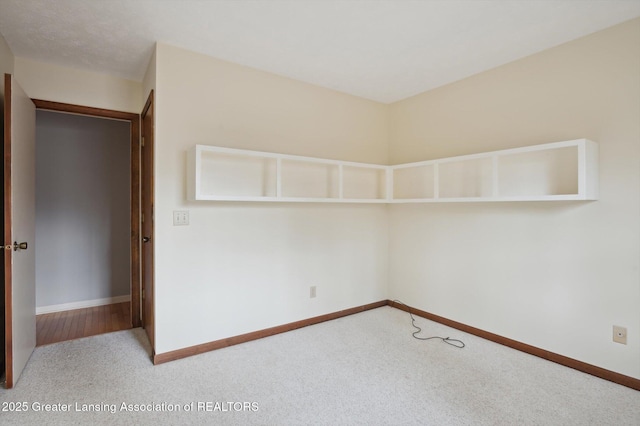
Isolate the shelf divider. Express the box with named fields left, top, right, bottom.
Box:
left=338, top=164, right=344, bottom=199
left=276, top=157, right=282, bottom=198
left=492, top=155, right=499, bottom=198
left=433, top=162, right=440, bottom=200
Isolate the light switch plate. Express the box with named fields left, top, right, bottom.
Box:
left=173, top=210, right=189, bottom=226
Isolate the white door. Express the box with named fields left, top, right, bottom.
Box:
left=3, top=74, right=36, bottom=388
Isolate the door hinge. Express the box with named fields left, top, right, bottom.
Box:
left=141, top=136, right=145, bottom=147
left=142, top=213, right=144, bottom=223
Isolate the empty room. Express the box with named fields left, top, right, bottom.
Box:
left=0, top=1, right=639, bottom=425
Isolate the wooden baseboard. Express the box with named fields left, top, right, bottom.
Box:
left=153, top=300, right=388, bottom=365
left=387, top=300, right=640, bottom=391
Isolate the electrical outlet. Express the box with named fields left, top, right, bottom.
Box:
left=310, top=286, right=316, bottom=298
left=173, top=210, right=189, bottom=226
left=613, top=325, right=627, bottom=345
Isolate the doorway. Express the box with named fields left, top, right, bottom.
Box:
left=32, top=100, right=142, bottom=340
left=34, top=109, right=132, bottom=345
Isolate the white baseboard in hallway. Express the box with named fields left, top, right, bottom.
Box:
left=36, top=295, right=131, bottom=315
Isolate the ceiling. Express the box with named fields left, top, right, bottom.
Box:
left=0, top=0, right=639, bottom=103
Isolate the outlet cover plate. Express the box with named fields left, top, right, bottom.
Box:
left=613, top=325, right=627, bottom=345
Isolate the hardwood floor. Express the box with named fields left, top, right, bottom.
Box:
left=36, top=302, right=132, bottom=346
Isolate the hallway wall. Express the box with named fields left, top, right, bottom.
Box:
left=36, top=110, right=131, bottom=311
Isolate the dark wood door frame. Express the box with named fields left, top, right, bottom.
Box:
left=141, top=91, right=155, bottom=353
left=31, top=99, right=142, bottom=328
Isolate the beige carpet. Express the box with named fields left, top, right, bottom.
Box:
left=1, top=306, right=639, bottom=425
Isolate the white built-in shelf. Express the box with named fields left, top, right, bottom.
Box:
left=391, top=139, right=598, bottom=202
left=187, top=145, right=389, bottom=203
left=188, top=139, right=598, bottom=203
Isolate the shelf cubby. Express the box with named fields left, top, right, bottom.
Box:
left=438, top=157, right=493, bottom=200
left=342, top=165, right=388, bottom=201
left=281, top=159, right=339, bottom=200
left=392, top=164, right=435, bottom=200
left=497, top=146, right=578, bottom=198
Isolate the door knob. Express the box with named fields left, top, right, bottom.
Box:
left=142, top=237, right=151, bottom=243
left=13, top=241, right=28, bottom=251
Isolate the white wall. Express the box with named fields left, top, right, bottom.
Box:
left=14, top=57, right=142, bottom=113
left=142, top=46, right=156, bottom=105
left=0, top=33, right=14, bottom=76
left=35, top=110, right=131, bottom=307
left=0, top=31, right=14, bottom=126
left=388, top=19, right=640, bottom=379
left=153, top=43, right=389, bottom=354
